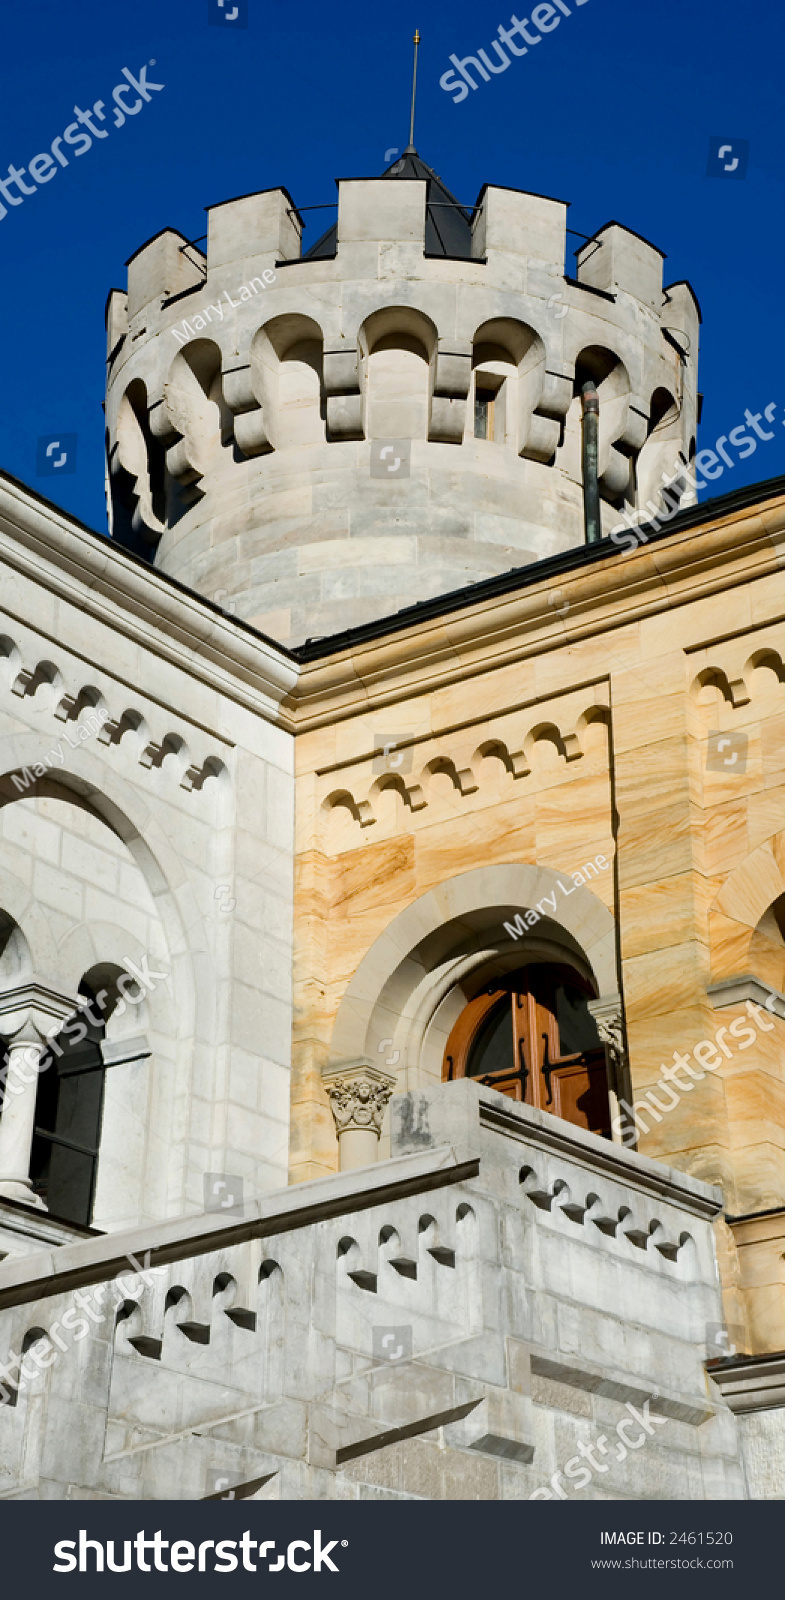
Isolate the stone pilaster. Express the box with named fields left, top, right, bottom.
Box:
left=587, top=993, right=629, bottom=1146
left=0, top=982, right=79, bottom=1206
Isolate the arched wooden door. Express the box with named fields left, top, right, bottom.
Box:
left=442, top=964, right=610, bottom=1138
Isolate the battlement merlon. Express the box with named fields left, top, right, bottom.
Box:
left=126, top=227, right=205, bottom=321
left=207, top=185, right=303, bottom=269
left=471, top=183, right=569, bottom=276
left=576, top=220, right=665, bottom=312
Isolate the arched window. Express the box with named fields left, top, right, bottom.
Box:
left=30, top=983, right=107, bottom=1226
left=442, top=964, right=610, bottom=1137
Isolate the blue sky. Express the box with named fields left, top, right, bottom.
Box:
left=1, top=0, right=783, bottom=531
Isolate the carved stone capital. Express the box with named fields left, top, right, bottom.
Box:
left=0, top=980, right=79, bottom=1043
left=587, top=995, right=628, bottom=1082
left=322, top=1060, right=397, bottom=1136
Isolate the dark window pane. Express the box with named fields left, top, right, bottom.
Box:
left=30, top=1135, right=95, bottom=1227
left=554, top=984, right=601, bottom=1055
left=466, top=997, right=513, bottom=1077
left=31, top=1005, right=106, bottom=1227
left=53, top=1069, right=104, bottom=1152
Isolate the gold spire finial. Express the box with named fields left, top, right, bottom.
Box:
left=408, top=30, right=421, bottom=151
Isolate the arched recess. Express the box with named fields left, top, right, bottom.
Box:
left=635, top=386, right=685, bottom=519
left=245, top=313, right=326, bottom=454
left=0, top=740, right=216, bottom=1228
left=111, top=377, right=167, bottom=548
left=359, top=306, right=438, bottom=441
left=710, top=832, right=785, bottom=988
left=0, top=744, right=201, bottom=959
left=325, top=862, right=618, bottom=1155
left=470, top=317, right=561, bottom=460
left=0, top=735, right=207, bottom=1053
left=164, top=338, right=231, bottom=493
left=557, top=344, right=641, bottom=502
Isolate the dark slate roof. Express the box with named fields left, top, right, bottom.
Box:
left=302, top=148, right=474, bottom=261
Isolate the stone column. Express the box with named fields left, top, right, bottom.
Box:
left=0, top=983, right=79, bottom=1206
left=587, top=994, right=629, bottom=1147
left=322, top=1060, right=397, bottom=1171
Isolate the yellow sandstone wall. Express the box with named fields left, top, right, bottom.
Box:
left=289, top=491, right=785, bottom=1353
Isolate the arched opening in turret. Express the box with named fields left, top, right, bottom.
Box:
left=471, top=339, right=517, bottom=445
left=470, top=319, right=545, bottom=458
left=557, top=345, right=633, bottom=505
left=278, top=338, right=325, bottom=448
left=635, top=386, right=684, bottom=519
left=250, top=314, right=326, bottom=451
left=360, top=307, right=437, bottom=441
left=164, top=339, right=230, bottom=513
left=111, top=378, right=167, bottom=551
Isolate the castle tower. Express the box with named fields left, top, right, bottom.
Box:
left=105, top=153, right=700, bottom=645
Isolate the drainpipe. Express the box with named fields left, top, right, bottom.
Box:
left=581, top=380, right=601, bottom=545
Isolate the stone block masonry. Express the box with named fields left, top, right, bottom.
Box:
left=171, top=272, right=276, bottom=344
left=0, top=1085, right=744, bottom=1500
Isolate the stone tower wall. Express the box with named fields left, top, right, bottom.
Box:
left=105, top=179, right=700, bottom=645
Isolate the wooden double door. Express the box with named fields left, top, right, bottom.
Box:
left=442, top=964, right=611, bottom=1138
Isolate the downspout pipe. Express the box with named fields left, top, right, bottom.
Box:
left=581, top=380, right=601, bottom=544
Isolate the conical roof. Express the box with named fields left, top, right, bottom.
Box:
left=302, top=148, right=473, bottom=260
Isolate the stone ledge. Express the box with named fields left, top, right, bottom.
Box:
left=530, top=1355, right=713, bottom=1427
left=706, top=974, right=785, bottom=1020
left=707, top=1352, right=785, bottom=1414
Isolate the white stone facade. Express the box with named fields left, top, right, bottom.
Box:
left=0, top=474, right=296, bottom=1243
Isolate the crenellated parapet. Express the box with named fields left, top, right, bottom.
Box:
left=105, top=156, right=700, bottom=644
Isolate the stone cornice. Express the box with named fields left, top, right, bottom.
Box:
left=0, top=473, right=299, bottom=724
left=4, top=470, right=785, bottom=737
left=707, top=975, right=785, bottom=1019
left=707, top=1351, right=785, bottom=1413
left=287, top=493, right=785, bottom=729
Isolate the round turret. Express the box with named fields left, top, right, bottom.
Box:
left=105, top=153, right=700, bottom=645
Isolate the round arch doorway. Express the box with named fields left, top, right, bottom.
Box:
left=442, top=963, right=611, bottom=1139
